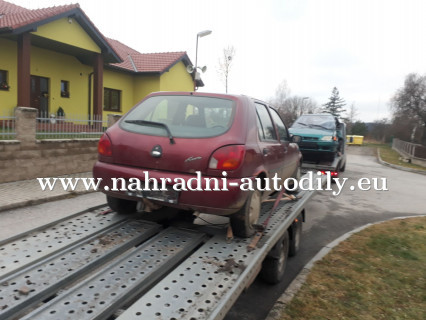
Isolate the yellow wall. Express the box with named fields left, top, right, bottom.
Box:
left=133, top=75, right=160, bottom=104
left=160, top=61, right=194, bottom=92
left=32, top=17, right=101, bottom=53
left=102, top=69, right=135, bottom=118
left=0, top=33, right=195, bottom=120
left=0, top=38, right=18, bottom=115
left=30, top=46, right=92, bottom=116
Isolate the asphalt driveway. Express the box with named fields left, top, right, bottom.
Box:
left=225, top=145, right=426, bottom=320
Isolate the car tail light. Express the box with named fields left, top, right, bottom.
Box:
left=209, top=145, right=245, bottom=170
left=98, top=133, right=112, bottom=157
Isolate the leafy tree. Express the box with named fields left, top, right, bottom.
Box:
left=351, top=121, right=368, bottom=136
left=322, top=87, right=346, bottom=117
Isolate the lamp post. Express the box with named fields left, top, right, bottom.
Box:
left=194, top=30, right=212, bottom=90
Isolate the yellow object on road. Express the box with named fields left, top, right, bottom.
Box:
left=347, top=135, right=364, bottom=145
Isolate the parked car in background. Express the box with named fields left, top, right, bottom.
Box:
left=93, top=92, right=301, bottom=237
left=289, top=113, right=345, bottom=163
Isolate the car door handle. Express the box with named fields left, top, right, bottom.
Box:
left=263, top=148, right=269, bottom=156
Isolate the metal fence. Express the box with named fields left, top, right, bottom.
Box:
left=0, top=112, right=16, bottom=140
left=36, top=112, right=107, bottom=139
left=392, top=138, right=426, bottom=160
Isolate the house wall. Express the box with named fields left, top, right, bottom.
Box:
left=133, top=75, right=160, bottom=104
left=32, top=17, right=101, bottom=53
left=0, top=38, right=18, bottom=115
left=30, top=46, right=92, bottom=116
left=103, top=69, right=134, bottom=118
left=160, top=61, right=194, bottom=92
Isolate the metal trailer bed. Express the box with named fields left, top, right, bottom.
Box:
left=0, top=176, right=319, bottom=320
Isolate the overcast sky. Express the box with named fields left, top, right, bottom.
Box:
left=7, top=0, right=426, bottom=122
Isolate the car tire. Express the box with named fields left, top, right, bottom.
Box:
left=230, top=189, right=262, bottom=238
left=260, top=231, right=290, bottom=284
left=107, top=195, right=137, bottom=214
left=289, top=216, right=302, bottom=257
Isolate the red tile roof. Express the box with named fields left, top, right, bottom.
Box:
left=0, top=1, right=194, bottom=77
left=107, top=38, right=190, bottom=73
left=0, top=2, right=79, bottom=30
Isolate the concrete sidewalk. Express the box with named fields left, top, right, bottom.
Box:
left=0, top=172, right=94, bottom=212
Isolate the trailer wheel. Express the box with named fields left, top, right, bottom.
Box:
left=289, top=216, right=303, bottom=257
left=230, top=189, right=261, bottom=238
left=260, top=231, right=290, bottom=284
left=107, top=195, right=137, bottom=214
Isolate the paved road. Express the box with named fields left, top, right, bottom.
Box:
left=0, top=146, right=424, bottom=319
left=225, top=146, right=426, bottom=320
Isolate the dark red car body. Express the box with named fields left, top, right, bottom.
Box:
left=93, top=91, right=301, bottom=215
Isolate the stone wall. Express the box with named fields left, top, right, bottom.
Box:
left=0, top=107, right=107, bottom=183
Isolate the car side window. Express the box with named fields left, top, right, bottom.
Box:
left=255, top=103, right=277, bottom=141
left=269, top=108, right=289, bottom=141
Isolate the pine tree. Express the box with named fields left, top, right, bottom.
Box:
left=322, top=87, right=346, bottom=117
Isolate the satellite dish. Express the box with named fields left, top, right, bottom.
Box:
left=186, top=65, right=194, bottom=73
left=200, top=66, right=207, bottom=73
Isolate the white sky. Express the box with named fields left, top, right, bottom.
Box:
left=7, top=0, right=426, bottom=122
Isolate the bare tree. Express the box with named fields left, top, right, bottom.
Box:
left=345, top=103, right=358, bottom=134
left=269, top=81, right=318, bottom=127
left=391, top=73, right=426, bottom=144
left=217, top=46, right=235, bottom=93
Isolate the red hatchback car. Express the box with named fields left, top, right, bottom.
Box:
left=93, top=92, right=301, bottom=237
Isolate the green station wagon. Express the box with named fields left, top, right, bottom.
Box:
left=289, top=114, right=345, bottom=162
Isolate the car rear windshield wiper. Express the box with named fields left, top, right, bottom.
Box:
left=295, top=122, right=308, bottom=126
left=124, top=119, right=175, bottom=144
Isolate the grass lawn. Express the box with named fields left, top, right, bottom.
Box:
left=364, top=142, right=426, bottom=172
left=279, top=216, right=426, bottom=320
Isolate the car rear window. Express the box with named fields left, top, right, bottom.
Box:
left=120, top=95, right=235, bottom=138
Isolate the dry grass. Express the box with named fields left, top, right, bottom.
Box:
left=280, top=217, right=426, bottom=320
left=364, top=143, right=426, bottom=171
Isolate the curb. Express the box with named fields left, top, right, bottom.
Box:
left=376, top=148, right=426, bottom=175
left=265, top=214, right=426, bottom=320
left=0, top=190, right=96, bottom=213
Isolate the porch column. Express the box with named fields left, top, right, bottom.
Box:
left=17, top=33, right=31, bottom=108
left=93, top=53, right=104, bottom=120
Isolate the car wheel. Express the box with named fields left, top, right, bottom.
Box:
left=107, top=195, right=137, bottom=214
left=289, top=215, right=302, bottom=257
left=260, top=231, right=290, bottom=284
left=230, top=189, right=262, bottom=238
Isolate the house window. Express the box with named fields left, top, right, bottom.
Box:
left=104, top=88, right=121, bottom=112
left=0, top=70, right=9, bottom=91
left=61, top=80, right=69, bottom=97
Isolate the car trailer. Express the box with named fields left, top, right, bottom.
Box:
left=0, top=175, right=321, bottom=320
left=301, top=153, right=346, bottom=178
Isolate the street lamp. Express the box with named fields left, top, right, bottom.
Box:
left=193, top=30, right=212, bottom=90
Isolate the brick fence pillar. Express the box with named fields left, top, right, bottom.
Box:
left=15, top=107, right=37, bottom=143
left=107, top=114, right=122, bottom=128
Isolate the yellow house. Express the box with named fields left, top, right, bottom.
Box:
left=0, top=0, right=202, bottom=120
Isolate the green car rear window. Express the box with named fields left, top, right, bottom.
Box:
left=121, top=95, right=235, bottom=138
